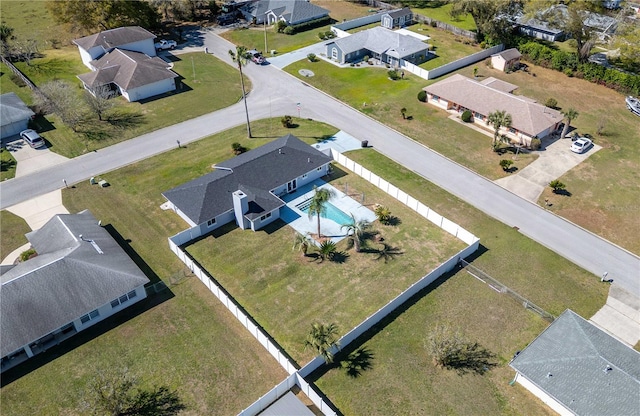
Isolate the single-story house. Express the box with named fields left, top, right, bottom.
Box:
left=326, top=26, right=431, bottom=66
left=510, top=309, right=640, bottom=416
left=516, top=9, right=566, bottom=41
left=423, top=74, right=563, bottom=145
left=381, top=7, right=413, bottom=29
left=162, top=134, right=332, bottom=234
left=0, top=92, right=34, bottom=139
left=491, top=48, right=521, bottom=72
left=77, top=48, right=178, bottom=102
left=0, top=210, right=149, bottom=372
left=73, top=26, right=157, bottom=69
left=242, top=0, right=329, bottom=25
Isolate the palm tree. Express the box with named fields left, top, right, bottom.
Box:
left=317, top=240, right=337, bottom=262
left=341, top=213, right=370, bottom=252
left=487, top=110, right=512, bottom=149
left=307, top=186, right=335, bottom=238
left=561, top=108, right=579, bottom=139
left=229, top=46, right=252, bottom=138
left=374, top=205, right=392, bottom=225
left=292, top=232, right=312, bottom=257
left=305, top=322, right=340, bottom=363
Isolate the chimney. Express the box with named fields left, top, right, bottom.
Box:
left=232, top=190, right=249, bottom=230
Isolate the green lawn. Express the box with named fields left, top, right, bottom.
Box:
left=406, top=23, right=482, bottom=70
left=412, top=3, right=477, bottom=32
left=0, top=210, right=30, bottom=260
left=285, top=60, right=538, bottom=179
left=2, top=50, right=250, bottom=157
left=0, top=148, right=17, bottom=181
left=187, top=166, right=466, bottom=364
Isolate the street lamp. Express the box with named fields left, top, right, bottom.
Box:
left=264, top=13, right=268, bottom=54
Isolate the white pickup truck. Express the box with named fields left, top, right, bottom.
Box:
left=155, top=39, right=177, bottom=50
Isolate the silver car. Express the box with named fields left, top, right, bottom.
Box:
left=20, top=129, right=45, bottom=148
left=570, top=138, right=592, bottom=154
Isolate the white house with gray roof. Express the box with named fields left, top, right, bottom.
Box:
left=162, top=134, right=332, bottom=236
left=326, top=26, right=431, bottom=66
left=73, top=26, right=157, bottom=69
left=381, top=7, right=413, bottom=29
left=0, top=210, right=149, bottom=372
left=423, top=74, right=562, bottom=145
left=242, top=0, right=329, bottom=25
left=0, top=93, right=34, bottom=139
left=510, top=309, right=640, bottom=416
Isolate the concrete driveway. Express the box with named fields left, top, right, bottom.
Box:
left=495, top=138, right=602, bottom=202
left=5, top=136, right=69, bottom=178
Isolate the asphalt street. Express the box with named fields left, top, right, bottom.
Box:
left=1, top=30, right=638, bottom=298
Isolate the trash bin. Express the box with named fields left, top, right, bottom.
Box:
left=90, top=177, right=96, bottom=185
left=361, top=140, right=368, bottom=148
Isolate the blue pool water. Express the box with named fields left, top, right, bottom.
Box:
left=297, top=199, right=353, bottom=225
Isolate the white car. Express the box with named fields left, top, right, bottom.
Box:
left=247, top=49, right=265, bottom=65
left=20, top=129, right=45, bottom=148
left=155, top=39, right=177, bottom=50
left=570, top=138, right=592, bottom=154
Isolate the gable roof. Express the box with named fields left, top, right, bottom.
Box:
left=248, top=0, right=329, bottom=24
left=510, top=309, right=640, bottom=416
left=492, top=47, right=521, bottom=61
left=162, top=134, right=332, bottom=225
left=0, top=93, right=35, bottom=126
left=73, top=26, right=155, bottom=51
left=385, top=7, right=412, bottom=19
left=1, top=210, right=149, bottom=356
left=424, top=74, right=562, bottom=136
left=330, top=26, right=429, bottom=59
left=77, top=49, right=177, bottom=90
left=479, top=77, right=518, bottom=93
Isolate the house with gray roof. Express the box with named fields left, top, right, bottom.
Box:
left=1, top=210, right=149, bottom=372
left=242, top=0, right=329, bottom=25
left=326, top=26, right=431, bottom=66
left=0, top=92, right=34, bottom=139
left=423, top=74, right=563, bottom=146
left=381, top=7, right=413, bottom=29
left=74, top=26, right=177, bottom=102
left=510, top=309, right=640, bottom=416
left=162, top=134, right=332, bottom=236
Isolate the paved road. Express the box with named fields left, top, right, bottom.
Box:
left=1, top=30, right=638, bottom=298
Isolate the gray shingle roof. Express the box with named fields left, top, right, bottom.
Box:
left=386, top=7, right=412, bottom=19
left=247, top=0, right=329, bottom=24
left=77, top=49, right=177, bottom=90
left=162, top=134, right=332, bottom=225
left=330, top=26, right=429, bottom=59
left=1, top=210, right=149, bottom=357
left=0, top=93, right=34, bottom=126
left=492, top=48, right=522, bottom=61
left=73, top=26, right=155, bottom=51
left=510, top=309, right=640, bottom=416
left=424, top=74, right=563, bottom=137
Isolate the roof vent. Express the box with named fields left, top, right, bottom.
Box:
left=278, top=148, right=282, bottom=154
left=546, top=372, right=553, bottom=378
left=308, top=157, right=311, bottom=163
left=604, top=365, right=613, bottom=373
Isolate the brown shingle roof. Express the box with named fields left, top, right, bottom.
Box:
left=73, top=26, right=155, bottom=51
left=424, top=74, right=562, bottom=137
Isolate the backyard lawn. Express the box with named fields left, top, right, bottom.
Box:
left=0, top=148, right=17, bottom=181
left=412, top=3, right=477, bottom=32
left=407, top=22, right=482, bottom=70
left=1, top=49, right=249, bottom=158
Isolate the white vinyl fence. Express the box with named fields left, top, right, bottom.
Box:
left=425, top=44, right=504, bottom=79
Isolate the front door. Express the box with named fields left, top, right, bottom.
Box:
left=287, top=179, right=297, bottom=193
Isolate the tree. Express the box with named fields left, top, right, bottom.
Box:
left=487, top=110, right=512, bottom=149
left=47, top=0, right=160, bottom=32
left=449, top=0, right=524, bottom=43
left=317, top=240, right=337, bottom=262
left=549, top=179, right=566, bottom=193
left=229, top=46, right=252, bottom=138
left=307, top=185, right=335, bottom=238
left=374, top=205, right=392, bottom=225
left=275, top=20, right=287, bottom=33
left=499, top=159, right=514, bottom=172
left=12, top=38, right=39, bottom=66
left=425, top=325, right=497, bottom=375
left=292, top=232, right=312, bottom=257
left=84, top=84, right=115, bottom=121
left=561, top=108, right=579, bottom=138
left=305, top=322, right=340, bottom=363
left=36, top=80, right=87, bottom=132
left=611, top=22, right=640, bottom=69
left=400, top=107, right=407, bottom=119
left=341, top=213, right=370, bottom=252
left=281, top=115, right=293, bottom=127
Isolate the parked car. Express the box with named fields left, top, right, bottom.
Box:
left=20, top=129, right=45, bottom=148
left=247, top=49, right=265, bottom=65
left=570, top=137, right=592, bottom=154
left=155, top=39, right=177, bottom=50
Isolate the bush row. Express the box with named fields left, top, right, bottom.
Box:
left=285, top=16, right=333, bottom=35
left=517, top=40, right=640, bottom=96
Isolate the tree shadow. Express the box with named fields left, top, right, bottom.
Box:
left=336, top=346, right=375, bottom=378
left=29, top=114, right=56, bottom=133
left=503, top=166, right=518, bottom=173
left=384, top=216, right=402, bottom=226
left=129, top=386, right=186, bottom=415
left=553, top=189, right=572, bottom=197
left=440, top=342, right=498, bottom=376
left=330, top=250, right=349, bottom=264
left=1, top=156, right=16, bottom=172
left=373, top=243, right=403, bottom=263
left=104, top=109, right=146, bottom=130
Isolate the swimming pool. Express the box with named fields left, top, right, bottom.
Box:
left=296, top=199, right=353, bottom=225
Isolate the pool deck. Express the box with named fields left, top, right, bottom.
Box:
left=280, top=179, right=377, bottom=245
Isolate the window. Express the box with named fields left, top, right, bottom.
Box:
left=260, top=212, right=272, bottom=221
left=207, top=218, right=216, bottom=227
left=475, top=113, right=484, bottom=120
left=80, top=309, right=100, bottom=324
left=509, top=127, right=517, bottom=133
left=317, top=166, right=322, bottom=172
left=302, top=173, right=308, bottom=179
left=431, top=94, right=439, bottom=102
left=110, top=290, right=138, bottom=309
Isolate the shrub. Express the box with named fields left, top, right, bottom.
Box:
left=388, top=69, right=400, bottom=80
left=318, top=31, right=325, bottom=40
left=430, top=20, right=437, bottom=28
left=20, top=248, right=37, bottom=262
left=275, top=20, right=287, bottom=33
left=281, top=115, right=293, bottom=128
left=461, top=110, right=473, bottom=122
left=544, top=98, right=557, bottom=108
left=375, top=205, right=392, bottom=225
left=530, top=138, right=541, bottom=150
left=307, top=53, right=317, bottom=62
left=549, top=179, right=566, bottom=193
left=324, top=30, right=335, bottom=39
left=499, top=159, right=514, bottom=172
left=363, top=55, right=369, bottom=62
left=417, top=90, right=427, bottom=102
left=283, top=26, right=294, bottom=35
left=231, top=142, right=247, bottom=155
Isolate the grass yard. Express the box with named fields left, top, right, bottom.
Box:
left=464, top=63, right=640, bottom=255
left=285, top=60, right=538, bottom=179
left=0, top=148, right=17, bottom=181
left=186, top=167, right=467, bottom=365
left=0, top=210, right=30, bottom=260
left=2, top=50, right=250, bottom=157
left=407, top=23, right=482, bottom=70
left=412, top=3, right=477, bottom=32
